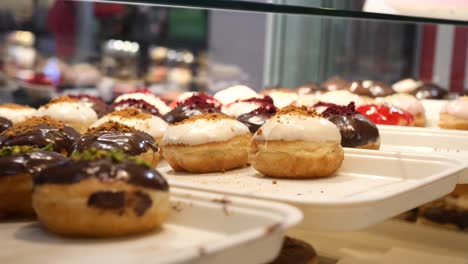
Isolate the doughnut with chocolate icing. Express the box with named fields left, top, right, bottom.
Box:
left=0, top=147, right=66, bottom=217
left=0, top=116, right=80, bottom=155
left=163, top=93, right=221, bottom=124
left=346, top=80, right=394, bottom=98
left=412, top=83, right=448, bottom=100
left=237, top=105, right=276, bottom=133
left=316, top=102, right=380, bottom=149
left=32, top=149, right=170, bottom=237
left=0, top=117, right=12, bottom=133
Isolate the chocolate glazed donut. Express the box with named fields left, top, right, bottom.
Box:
left=0, top=117, right=12, bottom=133
left=0, top=151, right=66, bottom=217
left=32, top=157, right=170, bottom=237
left=163, top=105, right=220, bottom=124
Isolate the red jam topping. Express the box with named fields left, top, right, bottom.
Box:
left=356, top=104, right=414, bottom=126
left=178, top=93, right=222, bottom=111
left=315, top=101, right=356, bottom=117
left=26, top=73, right=54, bottom=86
left=112, top=99, right=160, bottom=116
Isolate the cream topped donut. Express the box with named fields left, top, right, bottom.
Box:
left=214, top=85, right=260, bottom=105
left=392, top=78, right=423, bottom=94
left=316, top=90, right=369, bottom=106
left=223, top=96, right=275, bottom=117
left=36, top=96, right=98, bottom=133
left=378, top=94, right=426, bottom=127
left=266, top=91, right=298, bottom=108
left=114, top=90, right=171, bottom=115
left=161, top=113, right=250, bottom=173
left=91, top=107, right=167, bottom=141
left=439, top=96, right=468, bottom=130
left=250, top=106, right=343, bottom=178
left=0, top=103, right=36, bottom=124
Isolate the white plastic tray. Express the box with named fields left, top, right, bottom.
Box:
left=378, top=125, right=468, bottom=183
left=158, top=150, right=465, bottom=231
left=0, top=188, right=302, bottom=264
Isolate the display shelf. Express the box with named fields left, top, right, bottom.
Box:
left=96, top=0, right=468, bottom=25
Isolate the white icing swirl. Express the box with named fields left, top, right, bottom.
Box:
left=254, top=114, right=341, bottom=142
left=114, top=92, right=170, bottom=114
left=162, top=118, right=250, bottom=145
left=36, top=102, right=97, bottom=128
left=92, top=114, right=168, bottom=139
left=0, top=106, right=36, bottom=123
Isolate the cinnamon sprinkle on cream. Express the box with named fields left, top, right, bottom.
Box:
left=44, top=96, right=79, bottom=108
left=86, top=121, right=138, bottom=135
left=2, top=116, right=64, bottom=136
left=0, top=103, right=35, bottom=110
left=109, top=107, right=151, bottom=120
left=174, top=113, right=234, bottom=125
left=276, top=105, right=321, bottom=117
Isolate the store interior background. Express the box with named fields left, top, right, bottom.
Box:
left=0, top=0, right=466, bottom=105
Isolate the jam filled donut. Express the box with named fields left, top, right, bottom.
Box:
left=224, top=96, right=275, bottom=117
left=114, top=89, right=171, bottom=115
left=68, top=94, right=110, bottom=118
left=250, top=106, right=343, bottom=178
left=270, top=236, right=318, bottom=264
left=32, top=149, right=170, bottom=237
left=439, top=97, right=468, bottom=130
left=0, top=116, right=80, bottom=155
left=316, top=102, right=380, bottom=150
left=378, top=94, right=426, bottom=127
left=36, top=96, right=98, bottom=133
left=0, top=103, right=36, bottom=124
left=72, top=121, right=160, bottom=167
left=0, top=117, right=12, bottom=133
left=163, top=93, right=221, bottom=124
left=91, top=108, right=167, bottom=142
left=0, top=146, right=66, bottom=217
left=356, top=104, right=415, bottom=126
left=161, top=113, right=251, bottom=173
left=237, top=105, right=277, bottom=133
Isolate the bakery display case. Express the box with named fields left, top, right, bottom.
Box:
left=0, top=0, right=468, bottom=263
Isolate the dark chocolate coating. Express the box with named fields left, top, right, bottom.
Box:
left=326, top=113, right=380, bottom=148
left=0, top=124, right=80, bottom=154
left=270, top=236, right=317, bottom=264
left=296, top=82, right=325, bottom=95
left=0, top=117, right=12, bottom=133
left=0, top=151, right=66, bottom=177
left=163, top=105, right=219, bottom=124
left=72, top=131, right=158, bottom=156
left=237, top=111, right=273, bottom=133
left=412, top=83, right=448, bottom=100
left=423, top=207, right=468, bottom=230
left=33, top=158, right=169, bottom=191
left=321, top=77, right=347, bottom=91
left=87, top=190, right=152, bottom=216
left=347, top=81, right=394, bottom=98
left=80, top=98, right=110, bottom=118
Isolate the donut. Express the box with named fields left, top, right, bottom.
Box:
left=316, top=90, right=370, bottom=107
left=91, top=107, right=167, bottom=142
left=412, top=83, right=448, bottom=100
left=0, top=117, right=12, bottom=133
left=377, top=94, right=426, bottom=127
left=316, top=102, right=380, bottom=150
left=321, top=76, right=347, bottom=91
left=72, top=121, right=160, bottom=167
left=250, top=106, right=343, bottom=178
left=392, top=78, right=423, bottom=94
left=224, top=96, right=275, bottom=117
left=68, top=94, right=110, bottom=117
left=163, top=93, right=221, bottom=124
left=270, top=236, right=318, bottom=264
left=295, top=82, right=325, bottom=95
left=36, top=96, right=98, bottom=133
left=0, top=103, right=36, bottom=124
left=346, top=80, right=394, bottom=98
left=161, top=113, right=251, bottom=173
left=439, top=97, right=468, bottom=130
left=356, top=104, right=415, bottom=126
left=114, top=89, right=170, bottom=115
left=0, top=146, right=66, bottom=217
left=113, top=98, right=162, bottom=117
left=32, top=149, right=170, bottom=237
left=214, top=85, right=260, bottom=105
left=237, top=105, right=277, bottom=133
left=0, top=116, right=80, bottom=155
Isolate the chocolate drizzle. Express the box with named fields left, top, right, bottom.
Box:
left=0, top=117, right=12, bottom=133
left=113, top=99, right=161, bottom=117
left=0, top=124, right=80, bottom=153
left=33, top=158, right=169, bottom=191
left=0, top=151, right=66, bottom=177
left=317, top=102, right=380, bottom=148
left=237, top=105, right=276, bottom=133
left=72, top=130, right=158, bottom=156
left=87, top=190, right=153, bottom=216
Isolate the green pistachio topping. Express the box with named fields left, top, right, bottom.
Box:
left=71, top=148, right=151, bottom=168
left=0, top=144, right=53, bottom=157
